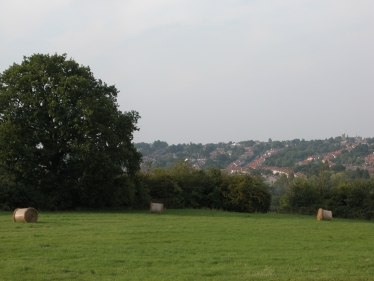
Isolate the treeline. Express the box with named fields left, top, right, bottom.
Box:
left=136, top=139, right=291, bottom=170
left=264, top=138, right=342, bottom=167
left=136, top=137, right=374, bottom=175
left=134, top=140, right=169, bottom=156
left=332, top=144, right=374, bottom=165
left=135, top=161, right=271, bottom=212
left=0, top=161, right=271, bottom=213
left=2, top=159, right=374, bottom=220
left=269, top=163, right=374, bottom=220
left=293, top=162, right=370, bottom=179
left=136, top=140, right=253, bottom=169
left=265, top=138, right=374, bottom=171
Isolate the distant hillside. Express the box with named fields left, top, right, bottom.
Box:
left=135, top=136, right=374, bottom=178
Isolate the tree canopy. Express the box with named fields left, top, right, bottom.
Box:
left=0, top=53, right=141, bottom=209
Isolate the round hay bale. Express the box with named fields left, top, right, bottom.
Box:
left=317, top=208, right=332, bottom=221
left=13, top=208, right=38, bottom=223
left=150, top=202, right=164, bottom=213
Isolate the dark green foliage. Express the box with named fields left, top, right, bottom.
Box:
left=231, top=145, right=245, bottom=159
left=287, top=178, right=322, bottom=215
left=272, top=169, right=374, bottom=220
left=333, top=143, right=373, bottom=165
left=134, top=142, right=152, bottom=156
left=141, top=169, right=183, bottom=208
left=328, top=181, right=374, bottom=220
left=168, top=144, right=185, bottom=154
left=204, top=168, right=227, bottom=209
left=142, top=161, right=209, bottom=208
left=240, top=140, right=255, bottom=147
left=152, top=140, right=169, bottom=150
left=134, top=140, right=169, bottom=156
left=200, top=143, right=216, bottom=158
left=264, top=138, right=342, bottom=167
left=136, top=139, right=259, bottom=170
left=0, top=53, right=141, bottom=209
left=330, top=164, right=346, bottom=172
left=138, top=160, right=271, bottom=213
left=214, top=153, right=231, bottom=167
left=338, top=167, right=372, bottom=181
left=0, top=166, right=35, bottom=210
left=293, top=163, right=317, bottom=176
left=169, top=161, right=205, bottom=208
left=271, top=141, right=285, bottom=149
left=201, top=158, right=221, bottom=170
left=352, top=167, right=370, bottom=179
left=367, top=137, right=374, bottom=144
left=254, top=143, right=271, bottom=155
left=268, top=174, right=290, bottom=211
left=225, top=175, right=271, bottom=213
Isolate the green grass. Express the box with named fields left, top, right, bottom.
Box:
left=1, top=210, right=373, bottom=281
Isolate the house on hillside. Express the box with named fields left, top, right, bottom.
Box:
left=249, top=157, right=265, bottom=169
left=365, top=153, right=374, bottom=166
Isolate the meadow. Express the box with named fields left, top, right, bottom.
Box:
left=0, top=210, right=373, bottom=281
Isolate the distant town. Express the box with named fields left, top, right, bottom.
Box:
left=135, top=134, right=374, bottom=183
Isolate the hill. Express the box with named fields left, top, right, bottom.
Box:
left=135, top=136, right=374, bottom=179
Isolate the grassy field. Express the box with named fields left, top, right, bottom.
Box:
left=1, top=209, right=373, bottom=281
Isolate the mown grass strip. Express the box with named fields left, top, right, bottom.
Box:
left=1, top=210, right=373, bottom=280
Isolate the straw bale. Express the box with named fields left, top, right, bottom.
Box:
left=150, top=203, right=164, bottom=213
left=317, top=208, right=332, bottom=221
left=13, top=208, right=38, bottom=223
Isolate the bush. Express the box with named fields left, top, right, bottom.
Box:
left=134, top=161, right=271, bottom=213
left=274, top=178, right=323, bottom=215
left=225, top=175, right=271, bottom=213
left=141, top=169, right=183, bottom=208
left=327, top=180, right=374, bottom=220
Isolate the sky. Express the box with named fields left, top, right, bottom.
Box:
left=1, top=1, right=373, bottom=145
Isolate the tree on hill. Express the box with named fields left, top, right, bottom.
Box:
left=0, top=53, right=141, bottom=209
left=134, top=142, right=152, bottom=156
left=152, top=140, right=168, bottom=150
left=332, top=143, right=372, bottom=165
left=240, top=140, right=255, bottom=147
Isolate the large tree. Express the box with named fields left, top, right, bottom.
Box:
left=0, top=53, right=141, bottom=209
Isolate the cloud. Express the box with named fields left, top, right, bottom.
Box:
left=43, top=1, right=253, bottom=56
left=0, top=0, right=71, bottom=42
left=0, top=1, right=373, bottom=143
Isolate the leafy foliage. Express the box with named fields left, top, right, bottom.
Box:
left=0, top=53, right=141, bottom=209
left=332, top=144, right=373, bottom=165
left=225, top=175, right=271, bottom=213
left=271, top=165, right=374, bottom=220
left=139, top=160, right=271, bottom=213
left=265, top=139, right=342, bottom=167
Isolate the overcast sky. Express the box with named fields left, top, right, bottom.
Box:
left=1, top=1, right=373, bottom=144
